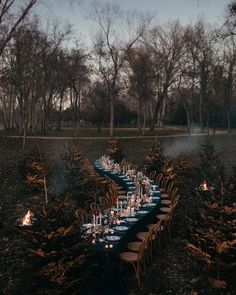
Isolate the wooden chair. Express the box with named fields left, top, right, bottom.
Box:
left=161, top=179, right=174, bottom=199
left=75, top=208, right=87, bottom=224
left=161, top=187, right=178, bottom=206
left=157, top=196, right=180, bottom=240
left=159, top=195, right=179, bottom=214
left=156, top=173, right=165, bottom=192
left=127, top=226, right=154, bottom=267
left=149, top=170, right=157, bottom=180
left=90, top=202, right=102, bottom=216
left=99, top=196, right=111, bottom=210
left=120, top=232, right=151, bottom=286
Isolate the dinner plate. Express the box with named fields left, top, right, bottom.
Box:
left=125, top=217, right=138, bottom=222
left=106, top=235, right=121, bottom=241
left=152, top=196, right=160, bottom=200
left=128, top=186, right=136, bottom=190
left=82, top=223, right=93, bottom=228
left=111, top=207, right=119, bottom=212
left=143, top=203, right=156, bottom=207
left=137, top=210, right=148, bottom=214
left=114, top=226, right=129, bottom=231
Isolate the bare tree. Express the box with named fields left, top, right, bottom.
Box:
left=147, top=22, right=185, bottom=130
left=91, top=1, right=152, bottom=136
left=184, top=21, right=214, bottom=131
left=67, top=47, right=90, bottom=137
left=126, top=45, right=155, bottom=134
left=221, top=36, right=236, bottom=133
left=0, top=0, right=38, bottom=56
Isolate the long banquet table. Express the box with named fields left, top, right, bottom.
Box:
left=88, top=160, right=161, bottom=294
left=93, top=159, right=161, bottom=253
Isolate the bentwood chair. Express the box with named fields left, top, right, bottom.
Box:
left=127, top=226, right=155, bottom=268
left=99, top=196, right=111, bottom=210
left=90, top=202, right=102, bottom=216
left=159, top=195, right=180, bottom=214
left=149, top=170, right=157, bottom=180
left=119, top=230, right=152, bottom=286
left=156, top=173, right=165, bottom=192
left=75, top=208, right=87, bottom=224
left=160, top=179, right=174, bottom=199
left=157, top=195, right=180, bottom=240
left=161, top=187, right=178, bottom=206
left=146, top=218, right=163, bottom=252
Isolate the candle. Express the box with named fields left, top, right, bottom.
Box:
left=131, top=208, right=135, bottom=216
left=120, top=201, right=123, bottom=211
left=99, top=213, right=102, bottom=225
left=117, top=199, right=119, bottom=212
left=127, top=206, right=131, bottom=216
left=93, top=214, right=96, bottom=229
left=96, top=216, right=100, bottom=227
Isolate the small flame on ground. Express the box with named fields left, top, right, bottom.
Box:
left=22, top=210, right=34, bottom=226
left=200, top=181, right=209, bottom=191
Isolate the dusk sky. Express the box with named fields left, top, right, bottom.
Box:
left=36, top=0, right=231, bottom=47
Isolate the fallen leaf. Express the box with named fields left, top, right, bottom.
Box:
left=216, top=239, right=236, bottom=253
left=28, top=248, right=46, bottom=257
left=57, top=227, right=65, bottom=234
left=209, top=278, right=227, bottom=289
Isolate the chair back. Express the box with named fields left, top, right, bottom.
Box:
left=149, top=170, right=157, bottom=180
left=156, top=173, right=164, bottom=187
left=90, top=202, right=102, bottom=215
left=75, top=208, right=87, bottom=224
left=99, top=196, right=111, bottom=210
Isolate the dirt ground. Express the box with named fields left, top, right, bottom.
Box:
left=0, top=134, right=235, bottom=295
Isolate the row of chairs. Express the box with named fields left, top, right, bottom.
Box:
left=119, top=172, right=180, bottom=286
left=75, top=159, right=120, bottom=224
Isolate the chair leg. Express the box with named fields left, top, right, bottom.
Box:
left=130, top=262, right=140, bottom=287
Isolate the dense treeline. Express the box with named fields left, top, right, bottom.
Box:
left=1, top=0, right=236, bottom=139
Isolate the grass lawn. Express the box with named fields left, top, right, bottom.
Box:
left=0, top=127, right=188, bottom=137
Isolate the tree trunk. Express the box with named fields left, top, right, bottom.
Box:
left=142, top=105, right=146, bottom=136
left=183, top=103, right=192, bottom=136
left=206, top=111, right=209, bottom=136
left=149, top=91, right=166, bottom=131
left=199, top=94, right=204, bottom=132
left=212, top=107, right=216, bottom=136
left=109, top=94, right=114, bottom=137
left=227, top=107, right=231, bottom=134
left=56, top=92, right=64, bottom=132
left=137, top=101, right=142, bottom=132
left=160, top=97, right=166, bottom=127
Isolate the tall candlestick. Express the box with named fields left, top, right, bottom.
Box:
left=93, top=214, right=95, bottom=229
left=99, top=213, right=102, bottom=225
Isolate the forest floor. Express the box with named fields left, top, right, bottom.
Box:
left=0, top=134, right=235, bottom=295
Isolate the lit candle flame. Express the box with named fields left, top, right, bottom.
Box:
left=22, top=210, right=34, bottom=226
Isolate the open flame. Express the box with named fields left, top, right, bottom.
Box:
left=200, top=181, right=209, bottom=191
left=21, top=210, right=34, bottom=226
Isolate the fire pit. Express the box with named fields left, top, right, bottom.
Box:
left=18, top=210, right=36, bottom=226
